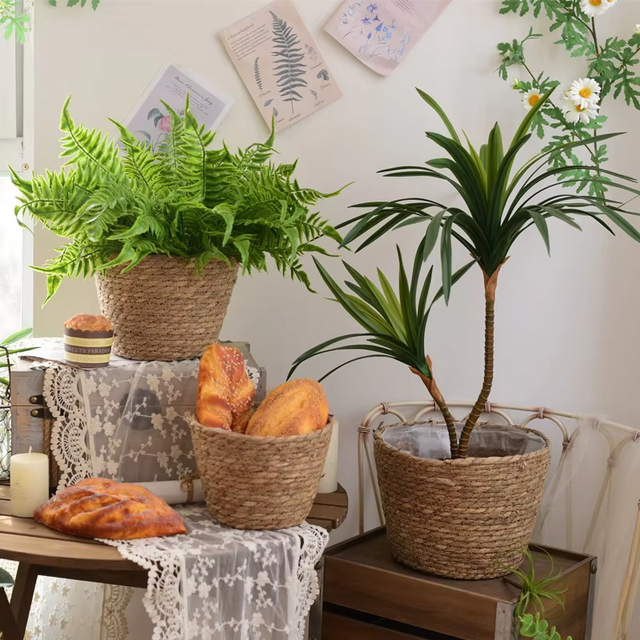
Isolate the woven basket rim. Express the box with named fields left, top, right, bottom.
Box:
left=96, top=254, right=239, bottom=271
left=189, top=415, right=334, bottom=444
left=374, top=420, right=551, bottom=467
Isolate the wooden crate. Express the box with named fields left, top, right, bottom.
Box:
left=323, top=528, right=596, bottom=640
left=10, top=341, right=267, bottom=457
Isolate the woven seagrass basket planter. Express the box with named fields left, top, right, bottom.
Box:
left=374, top=422, right=551, bottom=580
left=95, top=255, right=238, bottom=361
left=189, top=417, right=333, bottom=530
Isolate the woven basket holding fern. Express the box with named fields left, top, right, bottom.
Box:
left=10, top=97, right=342, bottom=360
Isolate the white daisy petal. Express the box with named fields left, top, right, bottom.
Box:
left=580, top=0, right=613, bottom=17
left=522, top=89, right=542, bottom=111
left=635, top=24, right=640, bottom=36
left=563, top=99, right=600, bottom=125
left=568, top=78, right=601, bottom=109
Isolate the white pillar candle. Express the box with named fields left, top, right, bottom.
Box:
left=10, top=448, right=50, bottom=518
left=318, top=418, right=340, bottom=494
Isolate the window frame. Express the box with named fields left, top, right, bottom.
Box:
left=0, top=0, right=34, bottom=331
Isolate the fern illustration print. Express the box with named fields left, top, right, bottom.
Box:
left=254, top=57, right=264, bottom=92
left=221, top=1, right=342, bottom=132
left=271, top=11, right=307, bottom=115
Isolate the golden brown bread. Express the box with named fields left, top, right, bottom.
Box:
left=34, top=478, right=187, bottom=540
left=64, top=314, right=113, bottom=333
left=246, top=379, right=329, bottom=437
left=196, top=344, right=256, bottom=432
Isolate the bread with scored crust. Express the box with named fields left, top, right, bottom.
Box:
left=196, top=344, right=256, bottom=432
left=34, top=478, right=187, bottom=540
left=245, top=379, right=329, bottom=437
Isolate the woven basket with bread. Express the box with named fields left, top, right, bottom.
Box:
left=190, top=344, right=333, bottom=530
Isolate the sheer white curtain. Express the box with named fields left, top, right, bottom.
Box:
left=534, top=417, right=640, bottom=640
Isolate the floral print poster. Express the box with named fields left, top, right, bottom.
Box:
left=325, top=0, right=452, bottom=76
left=125, top=65, right=233, bottom=150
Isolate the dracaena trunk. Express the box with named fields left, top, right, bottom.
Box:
left=412, top=357, right=459, bottom=459
left=457, top=263, right=505, bottom=459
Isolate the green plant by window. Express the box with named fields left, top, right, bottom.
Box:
left=1, top=0, right=102, bottom=44
left=497, top=1, right=640, bottom=196
left=0, top=328, right=33, bottom=388
left=299, top=89, right=640, bottom=459
left=0, top=0, right=29, bottom=42
left=10, top=96, right=343, bottom=303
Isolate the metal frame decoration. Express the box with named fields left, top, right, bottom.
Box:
left=0, top=345, right=12, bottom=480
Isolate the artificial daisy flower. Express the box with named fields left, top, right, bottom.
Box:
left=635, top=24, right=640, bottom=35
left=563, top=100, right=600, bottom=124
left=568, top=78, right=601, bottom=109
left=510, top=77, right=521, bottom=90
left=522, top=88, right=542, bottom=111
left=580, top=0, right=612, bottom=17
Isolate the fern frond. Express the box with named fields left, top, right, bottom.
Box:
left=11, top=94, right=344, bottom=303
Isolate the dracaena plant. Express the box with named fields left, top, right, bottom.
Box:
left=308, top=88, right=640, bottom=459
left=289, top=247, right=475, bottom=456
left=10, top=96, right=342, bottom=303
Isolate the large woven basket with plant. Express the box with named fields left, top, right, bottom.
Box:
left=11, top=97, right=342, bottom=361
left=293, top=90, right=640, bottom=578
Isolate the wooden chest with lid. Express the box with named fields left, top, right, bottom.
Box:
left=322, top=528, right=596, bottom=640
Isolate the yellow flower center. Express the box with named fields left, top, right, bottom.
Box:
left=528, top=94, right=541, bottom=107
left=579, top=88, right=592, bottom=99
left=577, top=105, right=586, bottom=112
left=589, top=0, right=602, bottom=5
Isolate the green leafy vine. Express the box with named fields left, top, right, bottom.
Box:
left=1, top=0, right=101, bottom=43
left=497, top=0, right=640, bottom=197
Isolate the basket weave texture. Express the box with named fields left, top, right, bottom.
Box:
left=189, top=417, right=333, bottom=530
left=95, top=255, right=238, bottom=361
left=374, top=422, right=551, bottom=580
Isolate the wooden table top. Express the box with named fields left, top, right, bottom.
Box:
left=0, top=483, right=348, bottom=572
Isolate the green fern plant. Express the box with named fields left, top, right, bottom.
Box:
left=10, top=96, right=343, bottom=304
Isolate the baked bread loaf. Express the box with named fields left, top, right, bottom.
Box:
left=196, top=344, right=256, bottom=433
left=64, top=314, right=113, bottom=333
left=34, top=478, right=187, bottom=540
left=246, top=379, right=329, bottom=437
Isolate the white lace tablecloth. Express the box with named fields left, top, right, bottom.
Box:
left=101, top=506, right=327, bottom=640
left=12, top=353, right=329, bottom=640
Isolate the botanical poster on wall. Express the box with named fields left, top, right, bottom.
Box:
left=125, top=65, right=233, bottom=150
left=220, top=0, right=342, bottom=132
left=325, top=0, right=451, bottom=76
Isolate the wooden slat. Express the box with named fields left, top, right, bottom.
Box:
left=315, top=486, right=348, bottom=508
left=0, top=485, right=9, bottom=501
left=323, top=612, right=422, bottom=640
left=325, top=554, right=503, bottom=640
left=0, top=532, right=139, bottom=571
left=306, top=504, right=348, bottom=529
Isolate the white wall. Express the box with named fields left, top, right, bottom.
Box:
left=32, top=0, right=640, bottom=540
